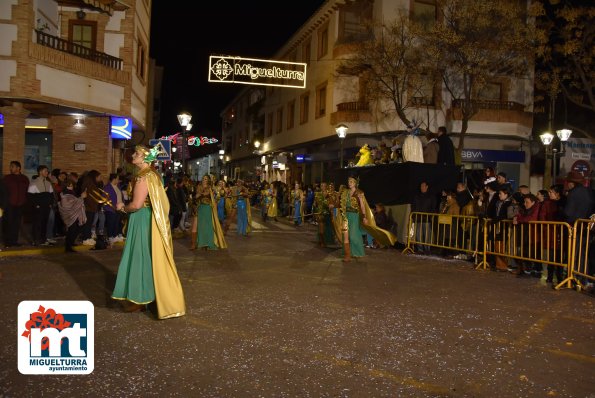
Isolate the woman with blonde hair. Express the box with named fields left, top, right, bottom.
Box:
left=112, top=145, right=185, bottom=319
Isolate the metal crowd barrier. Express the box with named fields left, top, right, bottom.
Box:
left=478, top=219, right=573, bottom=290
left=565, top=218, right=595, bottom=291
left=403, top=212, right=595, bottom=293
left=402, top=212, right=482, bottom=264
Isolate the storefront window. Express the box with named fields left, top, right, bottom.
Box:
left=24, top=130, right=52, bottom=178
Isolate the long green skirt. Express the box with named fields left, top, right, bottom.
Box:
left=197, top=204, right=217, bottom=250
left=346, top=211, right=365, bottom=258
left=112, top=207, right=155, bottom=304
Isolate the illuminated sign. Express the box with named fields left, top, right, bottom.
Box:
left=148, top=139, right=172, bottom=161
left=159, top=133, right=218, bottom=147
left=110, top=117, right=132, bottom=140
left=208, top=56, right=306, bottom=88
left=0, top=114, right=3, bottom=124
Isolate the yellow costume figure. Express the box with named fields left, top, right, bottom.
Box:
left=112, top=145, right=185, bottom=319
left=355, top=144, right=375, bottom=167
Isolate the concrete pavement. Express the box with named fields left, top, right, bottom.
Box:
left=1, top=217, right=594, bottom=397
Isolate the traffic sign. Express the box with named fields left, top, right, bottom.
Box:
left=149, top=139, right=172, bottom=161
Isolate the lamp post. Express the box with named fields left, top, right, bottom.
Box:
left=540, top=129, right=572, bottom=186
left=540, top=132, right=554, bottom=188
left=177, top=112, right=192, bottom=174
left=554, top=129, right=572, bottom=184
left=335, top=123, right=348, bottom=168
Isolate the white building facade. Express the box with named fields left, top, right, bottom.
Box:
left=221, top=0, right=534, bottom=188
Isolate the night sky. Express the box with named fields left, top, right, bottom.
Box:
left=149, top=1, right=326, bottom=155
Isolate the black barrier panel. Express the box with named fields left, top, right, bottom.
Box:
left=329, top=162, right=460, bottom=206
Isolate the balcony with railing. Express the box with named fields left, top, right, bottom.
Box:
left=450, top=99, right=532, bottom=127
left=35, top=29, right=122, bottom=70
left=331, top=101, right=372, bottom=125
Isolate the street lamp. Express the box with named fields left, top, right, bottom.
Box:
left=254, top=140, right=261, bottom=149
left=335, top=123, right=348, bottom=168
left=177, top=112, right=192, bottom=174
left=540, top=129, right=572, bottom=185
left=554, top=129, right=572, bottom=183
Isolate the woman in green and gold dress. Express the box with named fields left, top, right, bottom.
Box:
left=339, top=176, right=368, bottom=261
left=112, top=145, right=185, bottom=319
left=314, top=182, right=335, bottom=247
left=194, top=175, right=226, bottom=250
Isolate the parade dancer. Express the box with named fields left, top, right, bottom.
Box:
left=215, top=179, right=227, bottom=227
left=267, top=181, right=279, bottom=222
left=193, top=175, right=226, bottom=250
left=291, top=182, right=305, bottom=226
left=112, top=145, right=185, bottom=319
left=313, top=182, right=335, bottom=247
left=338, top=176, right=368, bottom=262
left=232, top=179, right=251, bottom=236
left=261, top=182, right=271, bottom=222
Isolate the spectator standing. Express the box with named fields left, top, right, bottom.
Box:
left=512, top=194, right=541, bottom=277
left=412, top=181, right=437, bottom=254
left=176, top=177, right=188, bottom=232
left=28, top=165, right=54, bottom=246
left=539, top=185, right=564, bottom=285
left=104, top=173, right=124, bottom=242
left=80, top=170, right=102, bottom=245
left=423, top=133, right=439, bottom=164
left=496, top=172, right=513, bottom=192
left=2, top=161, right=29, bottom=247
left=491, top=188, right=513, bottom=271
left=58, top=180, right=87, bottom=252
left=563, top=171, right=595, bottom=287
left=436, top=126, right=455, bottom=166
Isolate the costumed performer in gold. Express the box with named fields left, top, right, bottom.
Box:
left=112, top=145, right=185, bottom=319
left=313, top=182, right=335, bottom=247
left=291, top=181, right=305, bottom=226
left=192, top=175, right=227, bottom=250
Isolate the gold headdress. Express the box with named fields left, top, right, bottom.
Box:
left=136, top=145, right=159, bottom=163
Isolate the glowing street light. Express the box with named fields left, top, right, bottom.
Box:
left=335, top=123, right=348, bottom=168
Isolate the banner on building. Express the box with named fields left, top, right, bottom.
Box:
left=208, top=56, right=306, bottom=88
left=559, top=138, right=595, bottom=178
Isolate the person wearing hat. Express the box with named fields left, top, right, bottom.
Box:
left=563, top=171, right=593, bottom=224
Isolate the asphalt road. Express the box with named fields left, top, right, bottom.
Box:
left=1, top=217, right=594, bottom=397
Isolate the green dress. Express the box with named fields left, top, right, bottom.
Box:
left=112, top=207, right=155, bottom=304
left=342, top=190, right=365, bottom=258
left=197, top=196, right=217, bottom=250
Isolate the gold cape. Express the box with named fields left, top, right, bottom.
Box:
left=208, top=189, right=227, bottom=248
left=360, top=195, right=397, bottom=247
left=142, top=168, right=186, bottom=319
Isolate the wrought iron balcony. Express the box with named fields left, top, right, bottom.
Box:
left=336, top=102, right=369, bottom=112
left=451, top=99, right=525, bottom=111
left=35, top=29, right=123, bottom=70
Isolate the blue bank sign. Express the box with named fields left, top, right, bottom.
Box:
left=110, top=117, right=132, bottom=140
left=461, top=149, right=525, bottom=163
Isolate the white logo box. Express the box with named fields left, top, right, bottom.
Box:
left=18, top=300, right=94, bottom=375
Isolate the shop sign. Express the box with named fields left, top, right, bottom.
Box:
left=460, top=149, right=525, bottom=163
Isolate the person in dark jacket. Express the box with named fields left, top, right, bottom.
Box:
left=436, top=126, right=455, bottom=166
left=2, top=161, right=29, bottom=247
left=562, top=171, right=593, bottom=224
left=412, top=181, right=437, bottom=254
